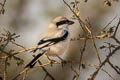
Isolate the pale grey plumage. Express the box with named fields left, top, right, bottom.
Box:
left=25, top=16, right=74, bottom=68
left=37, top=16, right=74, bottom=56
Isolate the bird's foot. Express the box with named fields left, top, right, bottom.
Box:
left=61, top=60, right=67, bottom=67
left=47, top=56, right=56, bottom=66
left=50, top=59, right=56, bottom=66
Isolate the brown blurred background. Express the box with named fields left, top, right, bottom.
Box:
left=0, top=0, right=120, bottom=80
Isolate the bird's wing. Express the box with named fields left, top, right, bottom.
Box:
left=26, top=31, right=69, bottom=68
left=32, top=30, right=68, bottom=53
left=37, top=30, right=68, bottom=45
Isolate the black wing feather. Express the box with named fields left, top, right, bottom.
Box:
left=38, top=30, right=68, bottom=45
left=26, top=30, right=69, bottom=68
left=33, top=30, right=68, bottom=53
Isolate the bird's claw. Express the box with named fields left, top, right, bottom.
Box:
left=49, top=59, right=56, bottom=66
left=61, top=60, right=67, bottom=67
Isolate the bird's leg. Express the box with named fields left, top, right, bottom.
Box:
left=46, top=55, right=55, bottom=66
left=55, top=55, right=67, bottom=67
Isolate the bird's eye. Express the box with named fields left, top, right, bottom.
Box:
left=56, top=20, right=69, bottom=27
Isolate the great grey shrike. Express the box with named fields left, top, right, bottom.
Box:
left=25, top=16, right=74, bottom=68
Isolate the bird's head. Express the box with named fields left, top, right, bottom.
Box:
left=48, top=16, right=74, bottom=30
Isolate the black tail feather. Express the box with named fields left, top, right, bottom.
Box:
left=25, top=50, right=47, bottom=68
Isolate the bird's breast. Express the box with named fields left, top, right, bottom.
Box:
left=46, top=34, right=70, bottom=56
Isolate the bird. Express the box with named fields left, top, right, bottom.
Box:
left=25, top=16, right=74, bottom=68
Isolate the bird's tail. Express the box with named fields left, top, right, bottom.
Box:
left=25, top=50, right=47, bottom=68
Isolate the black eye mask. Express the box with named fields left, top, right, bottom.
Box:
left=56, top=20, right=70, bottom=27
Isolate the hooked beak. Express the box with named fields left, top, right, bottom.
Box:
left=68, top=20, right=74, bottom=25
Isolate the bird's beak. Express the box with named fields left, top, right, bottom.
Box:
left=68, top=20, right=74, bottom=25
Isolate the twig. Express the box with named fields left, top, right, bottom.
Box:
left=71, top=63, right=79, bottom=80
left=111, top=18, right=120, bottom=44
left=71, top=33, right=112, bottom=41
left=22, top=70, right=27, bottom=80
left=0, top=0, right=7, bottom=14
left=79, top=39, right=87, bottom=73
left=43, top=74, right=48, bottom=80
left=63, top=0, right=87, bottom=34
left=12, top=68, right=29, bottom=80
left=88, top=46, right=120, bottom=80
left=0, top=48, right=24, bottom=63
left=113, top=18, right=120, bottom=37
left=85, top=24, right=102, bottom=64
left=108, top=60, right=120, bottom=75
left=2, top=0, right=7, bottom=7
left=91, top=38, right=102, bottom=64
left=72, top=39, right=87, bottom=80
left=101, top=69, right=115, bottom=80
left=102, top=15, right=117, bottom=31
left=10, top=40, right=25, bottom=49
left=37, top=59, right=55, bottom=80
left=3, top=58, right=8, bottom=80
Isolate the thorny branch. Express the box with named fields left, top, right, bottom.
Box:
left=36, top=57, right=55, bottom=80
left=63, top=0, right=87, bottom=34
left=88, top=18, right=120, bottom=80
left=108, top=60, right=120, bottom=75
left=88, top=46, right=120, bottom=80
left=72, top=39, right=87, bottom=80
left=101, top=69, right=115, bottom=80
left=104, top=0, right=119, bottom=6
left=63, top=0, right=102, bottom=65
left=0, top=0, right=7, bottom=14
left=63, top=0, right=120, bottom=80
